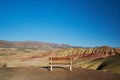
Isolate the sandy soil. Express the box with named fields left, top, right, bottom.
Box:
left=0, top=67, right=120, bottom=80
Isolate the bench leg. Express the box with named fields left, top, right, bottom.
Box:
left=70, top=65, right=72, bottom=71
left=50, top=65, right=53, bottom=71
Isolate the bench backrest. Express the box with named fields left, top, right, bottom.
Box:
left=49, top=57, right=72, bottom=64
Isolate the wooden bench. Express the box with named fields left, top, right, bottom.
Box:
left=49, top=57, right=72, bottom=71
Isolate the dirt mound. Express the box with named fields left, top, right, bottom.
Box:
left=0, top=67, right=120, bottom=80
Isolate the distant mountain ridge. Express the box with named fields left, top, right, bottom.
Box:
left=0, top=40, right=70, bottom=49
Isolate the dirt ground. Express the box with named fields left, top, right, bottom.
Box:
left=0, top=67, right=120, bottom=80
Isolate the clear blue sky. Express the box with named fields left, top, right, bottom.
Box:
left=0, top=0, right=120, bottom=47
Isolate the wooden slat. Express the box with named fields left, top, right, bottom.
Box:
left=50, top=60, right=70, bottom=63
left=49, top=65, right=71, bottom=67
left=49, top=57, right=71, bottom=61
left=49, top=63, right=70, bottom=65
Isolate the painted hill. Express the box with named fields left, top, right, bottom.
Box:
left=0, top=41, right=120, bottom=73
left=0, top=40, right=70, bottom=49
left=53, top=46, right=120, bottom=58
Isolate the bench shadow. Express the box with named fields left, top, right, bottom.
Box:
left=42, top=66, right=51, bottom=71
left=42, top=66, right=70, bottom=71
